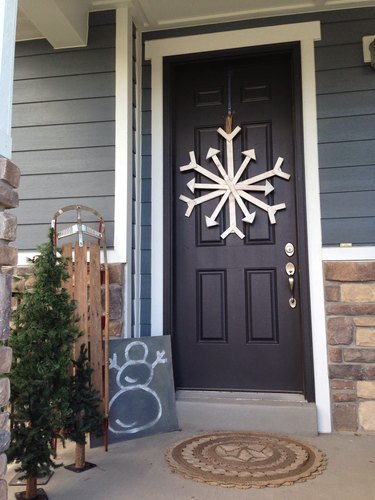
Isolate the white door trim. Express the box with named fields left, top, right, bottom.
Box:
left=145, top=21, right=332, bottom=433
left=0, top=0, right=18, bottom=159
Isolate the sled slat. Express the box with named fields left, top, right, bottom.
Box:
left=89, top=243, right=103, bottom=399
left=75, top=242, right=88, bottom=355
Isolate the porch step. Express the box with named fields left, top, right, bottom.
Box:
left=176, top=391, right=318, bottom=437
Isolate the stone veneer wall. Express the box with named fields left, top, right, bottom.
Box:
left=107, top=263, right=124, bottom=337
left=325, top=261, right=375, bottom=432
left=11, top=262, right=124, bottom=338
left=0, top=157, right=20, bottom=499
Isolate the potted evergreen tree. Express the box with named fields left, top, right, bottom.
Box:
left=8, top=230, right=79, bottom=499
left=64, top=343, right=103, bottom=472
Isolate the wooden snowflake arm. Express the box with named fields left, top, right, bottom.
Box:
left=180, top=151, right=199, bottom=172
left=232, top=149, right=256, bottom=184
left=187, top=178, right=228, bottom=194
left=272, top=157, right=291, bottom=180
left=239, top=190, right=286, bottom=224
left=180, top=190, right=227, bottom=217
left=239, top=157, right=290, bottom=187
left=206, top=191, right=231, bottom=227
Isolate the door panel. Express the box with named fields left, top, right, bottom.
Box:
left=245, top=269, right=278, bottom=343
left=168, top=49, right=309, bottom=393
left=197, top=270, right=227, bottom=342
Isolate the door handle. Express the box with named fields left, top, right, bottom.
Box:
left=285, top=263, right=297, bottom=308
left=288, top=277, right=296, bottom=308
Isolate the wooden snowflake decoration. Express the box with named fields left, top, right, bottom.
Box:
left=179, top=126, right=291, bottom=239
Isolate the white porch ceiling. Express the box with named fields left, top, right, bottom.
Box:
left=16, top=0, right=375, bottom=47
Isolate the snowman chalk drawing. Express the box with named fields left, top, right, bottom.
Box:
left=108, top=340, right=167, bottom=434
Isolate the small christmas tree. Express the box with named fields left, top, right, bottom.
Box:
left=8, top=229, right=79, bottom=499
left=65, top=344, right=103, bottom=471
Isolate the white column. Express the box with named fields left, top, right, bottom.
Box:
left=301, top=38, right=332, bottom=433
left=150, top=55, right=164, bottom=336
left=0, top=0, right=18, bottom=159
left=115, top=7, right=133, bottom=336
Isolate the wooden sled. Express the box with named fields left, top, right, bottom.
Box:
left=51, top=205, right=110, bottom=450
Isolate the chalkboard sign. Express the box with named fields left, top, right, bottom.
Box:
left=92, top=336, right=179, bottom=446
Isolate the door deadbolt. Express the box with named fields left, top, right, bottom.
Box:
left=285, top=242, right=295, bottom=257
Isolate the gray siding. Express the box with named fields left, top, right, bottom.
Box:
left=316, top=11, right=375, bottom=245
left=12, top=11, right=116, bottom=250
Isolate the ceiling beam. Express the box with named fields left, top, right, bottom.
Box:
left=18, top=0, right=90, bottom=49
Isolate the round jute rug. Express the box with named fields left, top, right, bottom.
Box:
left=166, top=432, right=327, bottom=489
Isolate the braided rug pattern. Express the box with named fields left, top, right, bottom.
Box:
left=166, top=432, right=327, bottom=489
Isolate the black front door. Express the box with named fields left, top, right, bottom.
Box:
left=165, top=46, right=313, bottom=396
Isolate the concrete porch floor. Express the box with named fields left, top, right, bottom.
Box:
left=6, top=430, right=375, bottom=500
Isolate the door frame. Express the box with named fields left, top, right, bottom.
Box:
left=165, top=44, right=313, bottom=397
left=144, top=21, right=332, bottom=432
